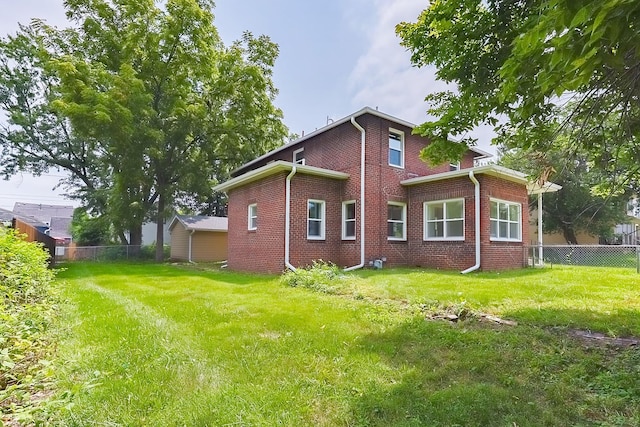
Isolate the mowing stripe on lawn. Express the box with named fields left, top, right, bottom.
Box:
left=82, top=279, right=224, bottom=389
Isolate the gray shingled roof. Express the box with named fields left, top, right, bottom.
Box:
left=48, top=216, right=73, bottom=240
left=13, top=202, right=74, bottom=224
left=0, top=207, right=14, bottom=222
left=169, top=215, right=228, bottom=232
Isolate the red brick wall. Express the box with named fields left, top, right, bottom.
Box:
left=227, top=173, right=287, bottom=273
left=478, top=175, right=530, bottom=270
left=225, top=111, right=527, bottom=273
left=288, top=174, right=350, bottom=268
left=407, top=177, right=477, bottom=270
left=405, top=174, right=529, bottom=271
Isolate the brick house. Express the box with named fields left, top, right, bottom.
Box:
left=214, top=107, right=560, bottom=274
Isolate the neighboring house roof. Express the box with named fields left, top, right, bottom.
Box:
left=169, top=215, right=228, bottom=232
left=214, top=160, right=350, bottom=193
left=0, top=207, right=14, bottom=222
left=48, top=216, right=73, bottom=240
left=400, top=164, right=562, bottom=195
left=231, top=106, right=493, bottom=177
left=13, top=202, right=74, bottom=224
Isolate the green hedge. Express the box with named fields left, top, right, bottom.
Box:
left=0, top=227, right=58, bottom=424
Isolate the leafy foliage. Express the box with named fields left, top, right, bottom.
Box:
left=281, top=260, right=345, bottom=294
left=397, top=0, right=640, bottom=191
left=70, top=207, right=113, bottom=246
left=0, top=0, right=289, bottom=259
left=499, top=131, right=630, bottom=243
left=0, top=227, right=58, bottom=424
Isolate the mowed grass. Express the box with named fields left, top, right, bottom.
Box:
left=53, top=263, right=640, bottom=426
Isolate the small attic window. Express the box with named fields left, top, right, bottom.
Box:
left=293, top=148, right=305, bottom=165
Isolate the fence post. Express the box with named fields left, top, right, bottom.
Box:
left=637, top=246, right=639, bottom=274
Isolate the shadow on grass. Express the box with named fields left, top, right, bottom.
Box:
left=505, top=307, right=640, bottom=338
left=348, top=308, right=640, bottom=426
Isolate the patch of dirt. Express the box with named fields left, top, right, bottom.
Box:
left=568, top=329, right=640, bottom=348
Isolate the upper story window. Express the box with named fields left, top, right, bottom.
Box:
left=424, top=199, right=464, bottom=240
left=490, top=199, right=522, bottom=241
left=247, top=203, right=257, bottom=230
left=342, top=200, right=356, bottom=240
left=449, top=161, right=461, bottom=171
left=307, top=199, right=325, bottom=240
left=293, top=148, right=305, bottom=165
left=387, top=202, right=406, bottom=241
left=388, top=129, right=404, bottom=168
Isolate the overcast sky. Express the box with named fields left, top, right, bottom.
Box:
left=0, top=0, right=496, bottom=210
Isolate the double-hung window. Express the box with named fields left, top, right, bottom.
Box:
left=387, top=202, right=406, bottom=240
left=307, top=199, right=325, bottom=240
left=490, top=199, right=522, bottom=241
left=388, top=129, right=404, bottom=168
left=424, top=199, right=464, bottom=240
left=247, top=203, right=257, bottom=230
left=342, top=201, right=356, bottom=240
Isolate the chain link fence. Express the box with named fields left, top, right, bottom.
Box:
left=528, top=245, right=640, bottom=272
left=55, top=245, right=169, bottom=263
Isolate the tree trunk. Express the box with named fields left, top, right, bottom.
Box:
left=562, top=226, right=578, bottom=244
left=129, top=225, right=143, bottom=246
left=155, top=193, right=165, bottom=262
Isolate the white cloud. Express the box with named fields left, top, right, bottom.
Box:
left=346, top=0, right=497, bottom=154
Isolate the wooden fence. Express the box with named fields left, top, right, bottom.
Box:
left=12, top=218, right=57, bottom=267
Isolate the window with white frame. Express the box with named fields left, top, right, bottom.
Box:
left=387, top=202, right=406, bottom=240
left=490, top=199, right=522, bottom=241
left=293, top=148, right=305, bottom=165
left=388, top=129, right=404, bottom=168
left=342, top=200, right=356, bottom=240
left=424, top=199, right=465, bottom=240
left=449, top=161, right=461, bottom=171
left=307, top=199, right=325, bottom=240
left=248, top=203, right=257, bottom=230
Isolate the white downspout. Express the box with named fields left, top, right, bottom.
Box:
left=537, top=193, right=544, bottom=266
left=285, top=166, right=297, bottom=271
left=461, top=170, right=481, bottom=274
left=188, top=229, right=196, bottom=263
left=344, top=116, right=366, bottom=271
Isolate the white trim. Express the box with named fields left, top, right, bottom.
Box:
left=423, top=198, right=465, bottom=241
left=388, top=128, right=405, bottom=169
left=387, top=201, right=407, bottom=241
left=490, top=198, right=522, bottom=242
left=213, top=161, right=349, bottom=193
left=307, top=199, right=326, bottom=240
left=293, top=147, right=305, bottom=165
left=247, top=203, right=257, bottom=230
left=342, top=200, right=356, bottom=240
left=400, top=164, right=561, bottom=195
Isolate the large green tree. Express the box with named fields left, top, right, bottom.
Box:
left=0, top=0, right=287, bottom=260
left=396, top=0, right=640, bottom=190
left=500, top=142, right=629, bottom=244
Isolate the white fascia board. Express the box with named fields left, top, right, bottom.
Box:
left=401, top=164, right=561, bottom=195
left=214, top=160, right=349, bottom=193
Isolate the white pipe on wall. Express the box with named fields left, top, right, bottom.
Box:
left=344, top=116, right=366, bottom=271
left=461, top=170, right=481, bottom=274
left=285, top=166, right=297, bottom=271
left=188, top=229, right=196, bottom=263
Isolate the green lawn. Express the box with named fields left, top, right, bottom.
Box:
left=52, top=263, right=640, bottom=426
